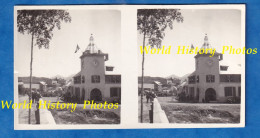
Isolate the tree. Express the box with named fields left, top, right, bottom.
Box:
left=18, top=84, right=25, bottom=95
left=137, top=9, right=183, bottom=122
left=17, top=10, right=71, bottom=124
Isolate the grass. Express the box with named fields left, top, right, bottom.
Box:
left=157, top=97, right=240, bottom=123
left=42, top=96, right=121, bottom=124
left=19, top=96, right=121, bottom=124
left=49, top=108, right=120, bottom=124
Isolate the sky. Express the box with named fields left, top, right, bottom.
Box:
left=15, top=9, right=243, bottom=79
left=16, top=10, right=121, bottom=78
left=138, top=9, right=243, bottom=78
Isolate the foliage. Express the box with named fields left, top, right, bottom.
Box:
left=17, top=10, right=71, bottom=48
left=138, top=9, right=183, bottom=122
left=137, top=9, right=183, bottom=48
left=18, top=85, right=26, bottom=95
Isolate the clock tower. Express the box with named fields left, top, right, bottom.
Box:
left=195, top=34, right=222, bottom=75
left=194, top=34, right=223, bottom=102
left=79, top=34, right=108, bottom=101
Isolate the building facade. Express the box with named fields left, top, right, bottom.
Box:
left=22, top=83, right=40, bottom=90
left=184, top=34, right=241, bottom=103
left=70, top=35, right=121, bottom=103
left=153, top=81, right=162, bottom=92
left=19, top=81, right=47, bottom=92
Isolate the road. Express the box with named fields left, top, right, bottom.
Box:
left=18, top=95, right=37, bottom=124
left=138, top=96, right=153, bottom=123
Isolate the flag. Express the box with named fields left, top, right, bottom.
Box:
left=191, top=44, right=194, bottom=49
left=189, top=44, right=194, bottom=53
left=75, top=44, right=80, bottom=53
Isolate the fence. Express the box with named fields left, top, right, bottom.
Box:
left=152, top=98, right=169, bottom=123
left=35, top=99, right=56, bottom=124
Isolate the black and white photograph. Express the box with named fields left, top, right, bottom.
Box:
left=13, top=5, right=245, bottom=130
left=138, top=7, right=245, bottom=125
left=14, top=8, right=121, bottom=126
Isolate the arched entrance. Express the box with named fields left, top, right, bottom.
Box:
left=205, top=88, right=216, bottom=102
left=90, top=88, right=102, bottom=101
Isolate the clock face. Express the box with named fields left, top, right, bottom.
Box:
left=207, top=59, right=214, bottom=66
left=93, top=59, right=99, bottom=67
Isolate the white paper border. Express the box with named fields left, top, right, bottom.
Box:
left=14, top=4, right=245, bottom=130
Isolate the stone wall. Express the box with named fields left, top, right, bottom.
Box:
left=153, top=98, right=169, bottom=123
left=38, top=99, right=56, bottom=124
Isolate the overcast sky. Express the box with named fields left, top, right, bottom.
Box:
left=16, top=10, right=121, bottom=78
left=138, top=9, right=242, bottom=78
left=15, top=9, right=243, bottom=78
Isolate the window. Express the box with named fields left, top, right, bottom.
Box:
left=220, top=75, right=229, bottom=82
left=105, top=75, right=121, bottom=84
left=220, top=75, right=241, bottom=83
left=82, top=76, right=85, bottom=83
left=225, top=87, right=232, bottom=96
left=224, top=87, right=236, bottom=97
left=206, top=75, right=215, bottom=83
left=230, top=75, right=241, bottom=82
left=188, top=76, right=196, bottom=84
left=220, top=66, right=228, bottom=71
left=91, top=75, right=100, bottom=83
left=106, top=66, right=114, bottom=71
left=74, top=76, right=81, bottom=84
left=110, top=87, right=121, bottom=97
left=196, top=76, right=199, bottom=83
left=75, top=87, right=81, bottom=100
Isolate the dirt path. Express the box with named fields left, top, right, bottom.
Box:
left=18, top=95, right=37, bottom=124
left=138, top=96, right=153, bottom=123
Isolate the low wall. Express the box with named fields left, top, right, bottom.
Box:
left=153, top=98, right=169, bottom=123
left=38, top=99, right=56, bottom=124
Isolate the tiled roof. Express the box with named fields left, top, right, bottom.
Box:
left=154, top=81, right=162, bottom=85
left=73, top=71, right=81, bottom=77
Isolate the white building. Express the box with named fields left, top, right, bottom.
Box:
left=70, top=35, right=121, bottom=103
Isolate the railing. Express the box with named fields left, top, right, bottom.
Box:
left=35, top=99, right=56, bottom=124
left=149, top=98, right=169, bottom=123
